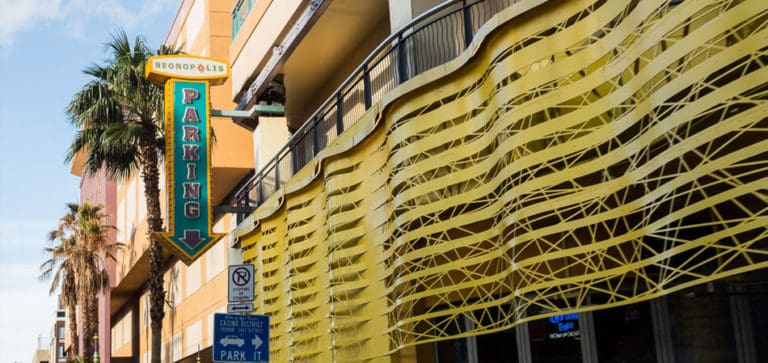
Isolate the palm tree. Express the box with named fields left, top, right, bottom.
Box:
left=40, top=206, right=80, bottom=360
left=65, top=30, right=178, bottom=363
left=71, top=202, right=119, bottom=363
left=41, top=202, right=120, bottom=362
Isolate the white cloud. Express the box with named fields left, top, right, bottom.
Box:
left=0, top=0, right=176, bottom=54
left=0, top=0, right=63, bottom=51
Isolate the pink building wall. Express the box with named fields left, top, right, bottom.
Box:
left=79, top=169, right=117, bottom=363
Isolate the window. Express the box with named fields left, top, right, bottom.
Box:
left=167, top=262, right=183, bottom=306
left=123, top=311, right=132, bottom=348
left=186, top=0, right=204, bottom=47
left=143, top=293, right=150, bottom=329
left=668, top=285, right=738, bottom=363
left=207, top=307, right=226, bottom=345
left=112, top=320, right=122, bottom=350
left=475, top=324, right=519, bottom=362
left=58, top=326, right=65, bottom=339
left=187, top=258, right=201, bottom=297
left=750, top=285, right=768, bottom=362
left=117, top=197, right=125, bottom=242
left=138, top=175, right=147, bottom=222
left=594, top=302, right=655, bottom=363
left=172, top=333, right=182, bottom=362
left=528, top=306, right=582, bottom=363
left=126, top=178, right=137, bottom=241
left=434, top=314, right=475, bottom=363
left=433, top=307, right=520, bottom=363
left=185, top=321, right=202, bottom=356
left=206, top=242, right=225, bottom=282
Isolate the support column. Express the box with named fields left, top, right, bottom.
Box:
left=252, top=116, right=291, bottom=203
left=579, top=312, right=599, bottom=363
left=515, top=321, right=532, bottom=363
left=651, top=296, right=675, bottom=363
left=731, top=293, right=757, bottom=363
left=387, top=0, right=414, bottom=32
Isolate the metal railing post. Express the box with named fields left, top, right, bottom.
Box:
left=336, top=93, right=344, bottom=136
left=235, top=202, right=241, bottom=223
left=312, top=117, right=321, bottom=156
left=275, top=164, right=281, bottom=190
left=258, top=178, right=265, bottom=205
left=397, top=36, right=409, bottom=85
left=242, top=196, right=252, bottom=222
left=292, top=144, right=299, bottom=173
left=236, top=196, right=244, bottom=223
left=463, top=0, right=474, bottom=48
left=363, top=66, right=372, bottom=109
left=256, top=177, right=264, bottom=203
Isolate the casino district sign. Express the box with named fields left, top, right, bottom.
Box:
left=145, top=55, right=229, bottom=265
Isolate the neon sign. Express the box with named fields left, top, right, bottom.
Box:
left=145, top=55, right=228, bottom=265
left=548, top=313, right=580, bottom=339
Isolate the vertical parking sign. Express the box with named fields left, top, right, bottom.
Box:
left=144, top=55, right=229, bottom=265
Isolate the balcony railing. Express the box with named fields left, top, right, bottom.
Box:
left=234, top=0, right=518, bottom=221
left=232, top=0, right=254, bottom=39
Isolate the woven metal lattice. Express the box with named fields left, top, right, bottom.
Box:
left=240, top=0, right=768, bottom=361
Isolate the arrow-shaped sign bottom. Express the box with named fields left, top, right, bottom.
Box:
left=181, top=230, right=203, bottom=248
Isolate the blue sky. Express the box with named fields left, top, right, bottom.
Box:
left=0, top=1, right=178, bottom=361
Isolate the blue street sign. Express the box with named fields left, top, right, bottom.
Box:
left=213, top=313, right=269, bottom=363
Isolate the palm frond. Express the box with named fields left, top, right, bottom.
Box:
left=67, top=28, right=178, bottom=181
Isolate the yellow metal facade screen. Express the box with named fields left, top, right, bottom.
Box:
left=238, top=0, right=768, bottom=361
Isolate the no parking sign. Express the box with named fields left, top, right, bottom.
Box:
left=228, top=264, right=254, bottom=303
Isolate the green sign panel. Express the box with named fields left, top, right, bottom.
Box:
left=157, top=79, right=223, bottom=264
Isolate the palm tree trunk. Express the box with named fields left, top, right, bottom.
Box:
left=79, top=288, right=94, bottom=363
left=140, top=122, right=166, bottom=363
left=149, top=241, right=165, bottom=363
left=65, top=271, right=80, bottom=359
left=87, top=294, right=99, bottom=363
left=67, top=304, right=79, bottom=359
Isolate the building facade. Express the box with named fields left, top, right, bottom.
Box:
left=94, top=1, right=254, bottom=362
left=31, top=333, right=51, bottom=363
left=227, top=0, right=768, bottom=362
left=51, top=305, right=66, bottom=363
left=70, top=141, right=118, bottom=362
left=76, top=0, right=768, bottom=362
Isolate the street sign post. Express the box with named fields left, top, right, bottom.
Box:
left=228, top=264, right=254, bottom=303
left=213, top=313, right=269, bottom=363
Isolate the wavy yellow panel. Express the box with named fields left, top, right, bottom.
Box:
left=239, top=0, right=768, bottom=360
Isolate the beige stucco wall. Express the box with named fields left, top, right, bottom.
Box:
left=389, top=0, right=445, bottom=31
left=229, top=0, right=304, bottom=100
left=31, top=349, right=50, bottom=363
